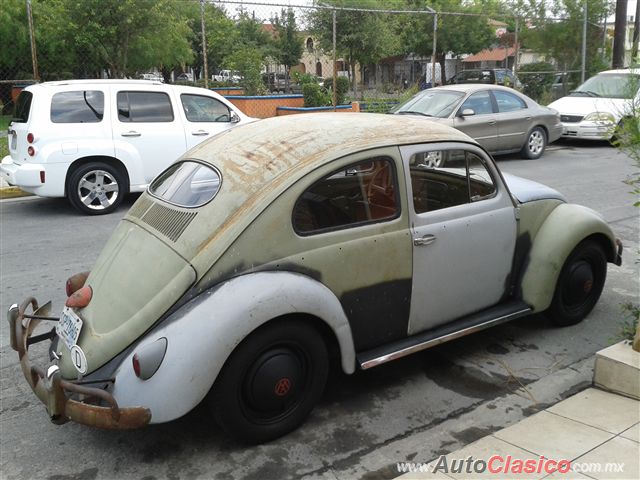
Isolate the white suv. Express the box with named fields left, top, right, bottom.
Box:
left=1, top=80, right=252, bottom=214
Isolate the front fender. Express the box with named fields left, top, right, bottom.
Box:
left=521, top=203, right=617, bottom=312
left=110, top=271, right=355, bottom=424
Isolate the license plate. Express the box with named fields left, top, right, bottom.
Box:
left=56, top=307, right=83, bottom=351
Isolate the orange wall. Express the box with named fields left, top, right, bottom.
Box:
left=226, top=95, right=304, bottom=118
left=276, top=103, right=360, bottom=116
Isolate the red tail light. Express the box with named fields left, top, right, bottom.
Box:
left=66, top=271, right=90, bottom=296
left=27, top=133, right=34, bottom=143
left=65, top=285, right=93, bottom=308
left=27, top=146, right=35, bottom=156
left=133, top=354, right=141, bottom=377
left=39, top=171, right=45, bottom=184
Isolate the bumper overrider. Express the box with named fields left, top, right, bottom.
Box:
left=7, top=297, right=151, bottom=429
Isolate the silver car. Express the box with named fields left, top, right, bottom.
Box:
left=392, top=84, right=563, bottom=159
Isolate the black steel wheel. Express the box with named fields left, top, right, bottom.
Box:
left=67, top=162, right=127, bottom=215
left=209, top=320, right=328, bottom=444
left=521, top=126, right=547, bottom=159
left=547, top=240, right=607, bottom=326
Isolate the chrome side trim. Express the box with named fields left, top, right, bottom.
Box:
left=360, top=308, right=532, bottom=370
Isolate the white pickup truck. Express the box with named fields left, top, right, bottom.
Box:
left=212, top=70, right=241, bottom=83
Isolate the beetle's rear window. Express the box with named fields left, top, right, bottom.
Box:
left=149, top=161, right=221, bottom=208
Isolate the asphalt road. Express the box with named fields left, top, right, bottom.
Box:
left=0, top=139, right=638, bottom=480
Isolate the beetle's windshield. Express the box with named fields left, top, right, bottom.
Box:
left=391, top=90, right=465, bottom=118
left=571, top=73, right=640, bottom=99
left=149, top=161, right=221, bottom=208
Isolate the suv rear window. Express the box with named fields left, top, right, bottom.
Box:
left=117, top=91, right=174, bottom=122
left=51, top=91, right=104, bottom=123
left=149, top=161, right=221, bottom=207
left=13, top=91, right=33, bottom=123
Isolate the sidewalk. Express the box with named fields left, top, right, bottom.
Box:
left=399, top=344, right=640, bottom=480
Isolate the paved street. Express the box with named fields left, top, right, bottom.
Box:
left=0, top=139, right=638, bottom=480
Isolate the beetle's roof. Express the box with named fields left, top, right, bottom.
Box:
left=189, top=112, right=476, bottom=184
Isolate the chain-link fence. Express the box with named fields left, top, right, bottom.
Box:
left=0, top=0, right=616, bottom=116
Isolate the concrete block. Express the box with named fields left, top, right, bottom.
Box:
left=593, top=341, right=640, bottom=400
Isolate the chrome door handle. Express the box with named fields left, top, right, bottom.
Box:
left=121, top=131, right=141, bottom=137
left=487, top=120, right=497, bottom=126
left=414, top=234, right=436, bottom=246
left=191, top=130, right=209, bottom=136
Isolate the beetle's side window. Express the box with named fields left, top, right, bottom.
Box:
left=409, top=150, right=496, bottom=214
left=293, top=157, right=399, bottom=235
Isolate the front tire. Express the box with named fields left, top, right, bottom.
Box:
left=67, top=162, right=126, bottom=215
left=547, top=240, right=607, bottom=326
left=209, top=320, right=329, bottom=444
left=521, top=126, right=547, bottom=159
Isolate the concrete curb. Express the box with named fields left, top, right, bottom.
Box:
left=0, top=186, right=32, bottom=199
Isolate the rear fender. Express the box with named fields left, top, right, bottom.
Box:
left=521, top=203, right=617, bottom=312
left=110, top=271, right=355, bottom=423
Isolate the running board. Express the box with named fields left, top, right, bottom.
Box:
left=357, top=300, right=532, bottom=370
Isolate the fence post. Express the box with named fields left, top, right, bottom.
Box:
left=333, top=7, right=337, bottom=110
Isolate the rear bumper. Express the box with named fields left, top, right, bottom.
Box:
left=1, top=156, right=67, bottom=196
left=7, top=298, right=151, bottom=429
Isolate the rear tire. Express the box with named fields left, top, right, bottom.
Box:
left=67, top=162, right=126, bottom=215
left=547, top=240, right=607, bottom=326
left=521, top=126, right=547, bottom=159
left=209, top=320, right=329, bottom=444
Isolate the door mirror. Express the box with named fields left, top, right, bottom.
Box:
left=459, top=108, right=475, bottom=117
left=230, top=111, right=241, bottom=123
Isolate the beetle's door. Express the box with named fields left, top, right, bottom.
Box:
left=401, top=144, right=517, bottom=334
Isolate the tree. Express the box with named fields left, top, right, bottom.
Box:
left=519, top=0, right=612, bottom=81
left=307, top=0, right=401, bottom=93
left=49, top=0, right=193, bottom=78
left=401, top=0, right=496, bottom=83
left=271, top=8, right=303, bottom=90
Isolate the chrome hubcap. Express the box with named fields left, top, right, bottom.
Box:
left=77, top=170, right=119, bottom=210
left=529, top=131, right=544, bottom=154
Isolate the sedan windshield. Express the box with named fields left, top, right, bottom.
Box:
left=571, top=73, right=640, bottom=99
left=392, top=90, right=465, bottom=118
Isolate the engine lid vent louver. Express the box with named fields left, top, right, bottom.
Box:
left=141, top=203, right=197, bottom=242
left=128, top=196, right=154, bottom=219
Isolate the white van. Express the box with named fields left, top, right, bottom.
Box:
left=1, top=80, right=253, bottom=214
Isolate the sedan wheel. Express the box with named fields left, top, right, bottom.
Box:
left=522, top=127, right=547, bottom=159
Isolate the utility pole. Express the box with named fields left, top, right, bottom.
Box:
left=200, top=0, right=209, bottom=88
left=632, top=0, right=640, bottom=61
left=612, top=0, right=628, bottom=68
left=431, top=14, right=438, bottom=87
left=332, top=8, right=337, bottom=110
left=26, top=0, right=39, bottom=81
left=581, top=0, right=587, bottom=83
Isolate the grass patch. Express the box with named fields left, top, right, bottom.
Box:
left=0, top=115, right=11, bottom=132
left=0, top=136, right=7, bottom=158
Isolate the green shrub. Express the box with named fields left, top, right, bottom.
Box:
left=518, top=62, right=555, bottom=101
left=302, top=83, right=331, bottom=107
